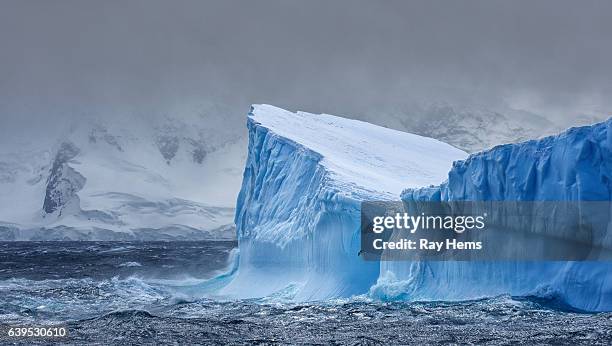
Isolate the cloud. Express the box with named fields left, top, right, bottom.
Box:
left=0, top=0, right=611, bottom=133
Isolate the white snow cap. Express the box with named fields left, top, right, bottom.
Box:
left=249, top=104, right=467, bottom=195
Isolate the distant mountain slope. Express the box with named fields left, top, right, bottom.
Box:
left=358, top=103, right=561, bottom=153
left=0, top=113, right=246, bottom=240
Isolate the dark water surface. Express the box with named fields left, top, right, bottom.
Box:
left=0, top=241, right=611, bottom=345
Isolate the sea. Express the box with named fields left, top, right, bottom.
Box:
left=0, top=241, right=610, bottom=345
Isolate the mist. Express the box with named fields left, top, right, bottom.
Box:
left=1, top=0, right=611, bottom=136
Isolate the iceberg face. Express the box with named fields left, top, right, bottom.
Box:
left=407, top=120, right=612, bottom=201
left=223, top=105, right=466, bottom=299
left=384, top=119, right=612, bottom=312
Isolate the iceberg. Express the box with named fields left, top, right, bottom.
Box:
left=378, top=119, right=612, bottom=312
left=226, top=104, right=612, bottom=312
left=222, top=105, right=467, bottom=299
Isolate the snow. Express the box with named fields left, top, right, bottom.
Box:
left=0, top=114, right=245, bottom=240
left=221, top=104, right=466, bottom=299
left=248, top=104, right=467, bottom=195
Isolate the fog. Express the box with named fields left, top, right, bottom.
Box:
left=1, top=0, right=611, bottom=135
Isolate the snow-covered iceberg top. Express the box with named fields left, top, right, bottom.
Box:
left=248, top=104, right=467, bottom=197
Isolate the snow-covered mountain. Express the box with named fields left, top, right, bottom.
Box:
left=358, top=102, right=560, bottom=153
left=0, top=112, right=246, bottom=240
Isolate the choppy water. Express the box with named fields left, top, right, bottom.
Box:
left=0, top=241, right=611, bottom=345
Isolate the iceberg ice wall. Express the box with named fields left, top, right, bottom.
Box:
left=380, top=119, right=612, bottom=311
left=406, top=119, right=612, bottom=201
left=222, top=105, right=466, bottom=299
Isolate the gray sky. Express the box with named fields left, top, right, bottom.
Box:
left=1, top=0, right=611, bottom=131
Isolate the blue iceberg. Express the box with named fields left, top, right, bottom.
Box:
left=386, top=119, right=612, bottom=312
left=221, top=105, right=466, bottom=299
left=224, top=104, right=612, bottom=312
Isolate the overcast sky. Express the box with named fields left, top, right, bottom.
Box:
left=1, top=0, right=611, bottom=132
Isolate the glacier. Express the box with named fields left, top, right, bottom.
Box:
left=221, top=105, right=467, bottom=299
left=226, top=104, right=612, bottom=312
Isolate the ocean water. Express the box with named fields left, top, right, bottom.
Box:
left=0, top=241, right=611, bottom=345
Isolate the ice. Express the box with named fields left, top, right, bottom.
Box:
left=226, top=104, right=612, bottom=312
left=221, top=104, right=466, bottom=299
left=376, top=119, right=612, bottom=312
